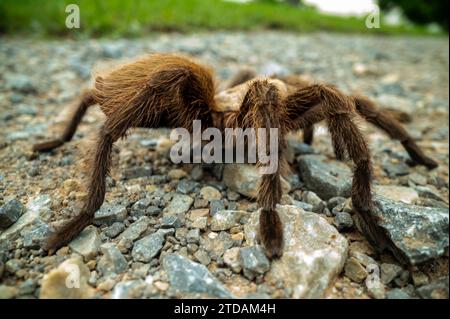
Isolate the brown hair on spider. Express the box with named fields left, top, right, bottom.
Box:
left=33, top=53, right=438, bottom=261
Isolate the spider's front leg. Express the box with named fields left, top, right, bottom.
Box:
left=284, top=84, right=398, bottom=257
left=226, top=79, right=287, bottom=259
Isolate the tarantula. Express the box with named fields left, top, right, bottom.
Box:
left=33, top=53, right=438, bottom=260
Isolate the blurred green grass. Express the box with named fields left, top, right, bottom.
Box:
left=0, top=0, right=437, bottom=38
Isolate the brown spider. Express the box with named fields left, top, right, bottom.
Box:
left=33, top=53, right=438, bottom=260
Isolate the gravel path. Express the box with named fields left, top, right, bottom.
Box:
left=0, top=32, right=448, bottom=299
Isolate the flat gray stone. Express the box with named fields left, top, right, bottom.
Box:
left=163, top=254, right=234, bottom=298
left=244, top=205, right=348, bottom=298
left=240, top=246, right=270, bottom=280
left=164, top=194, right=193, bottom=215
left=210, top=210, right=245, bottom=231
left=297, top=155, right=352, bottom=200
left=131, top=229, right=173, bottom=262
left=370, top=195, right=449, bottom=265
left=94, top=203, right=128, bottom=226
left=119, top=216, right=149, bottom=242
left=98, top=243, right=128, bottom=275
left=0, top=199, right=25, bottom=229
left=69, top=225, right=101, bottom=260
left=222, top=164, right=290, bottom=198
left=416, top=277, right=449, bottom=299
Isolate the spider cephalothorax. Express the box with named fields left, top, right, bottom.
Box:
left=33, top=53, right=438, bottom=261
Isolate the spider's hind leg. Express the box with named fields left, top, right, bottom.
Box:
left=354, top=95, right=438, bottom=169
left=33, top=90, right=95, bottom=152
left=285, top=84, right=397, bottom=257
left=44, top=120, right=119, bottom=251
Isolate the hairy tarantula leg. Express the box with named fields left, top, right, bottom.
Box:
left=231, top=80, right=286, bottom=259
left=303, top=125, right=314, bottom=145
left=33, top=90, right=95, bottom=152
left=353, top=96, right=438, bottom=169
left=44, top=122, right=118, bottom=252
left=285, top=84, right=396, bottom=255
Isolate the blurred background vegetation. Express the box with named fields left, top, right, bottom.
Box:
left=0, top=0, right=447, bottom=38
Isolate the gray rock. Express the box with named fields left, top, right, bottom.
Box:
left=111, top=279, right=147, bottom=299
left=288, top=140, right=316, bottom=156
left=209, top=199, right=225, bottom=216
left=163, top=254, right=234, bottom=298
left=105, top=222, right=125, bottom=238
left=416, top=277, right=449, bottom=299
left=349, top=251, right=377, bottom=268
left=408, top=173, right=427, bottom=186
left=190, top=165, right=204, bottom=180
left=94, top=203, right=128, bottom=226
left=411, top=270, right=429, bottom=287
left=164, top=194, right=193, bottom=215
left=239, top=246, right=270, bottom=280
left=244, top=205, right=348, bottom=298
left=418, top=198, right=449, bottom=209
left=146, top=206, right=161, bottom=216
left=0, top=199, right=25, bottom=229
left=292, top=200, right=313, bottom=212
left=131, top=198, right=151, bottom=218
left=374, top=185, right=419, bottom=204
left=186, top=228, right=200, bottom=244
left=139, top=139, right=158, bottom=149
left=18, top=279, right=36, bottom=296
left=415, top=185, right=446, bottom=202
left=176, top=180, right=197, bottom=194
left=194, top=250, right=211, bottom=265
left=223, top=164, right=290, bottom=198
left=369, top=195, right=449, bottom=265
left=131, top=229, right=173, bottom=262
left=394, top=270, right=411, bottom=287
left=223, top=247, right=242, bottom=273
left=327, top=197, right=347, bottom=210
left=122, top=166, right=152, bottom=180
left=210, top=210, right=244, bottom=231
left=69, top=225, right=101, bottom=260
left=366, top=280, right=386, bottom=299
left=344, top=257, right=368, bottom=282
left=119, top=216, right=149, bottom=242
left=5, top=259, right=21, bottom=274
left=302, top=190, right=323, bottom=206
left=0, top=285, right=18, bottom=299
left=5, top=74, right=36, bottom=94
left=380, top=263, right=403, bottom=284
left=22, top=220, right=52, bottom=248
left=298, top=155, right=352, bottom=200
left=386, top=288, right=411, bottom=299
left=201, top=231, right=234, bottom=260
left=98, top=243, right=128, bottom=275
left=160, top=215, right=183, bottom=228
left=102, top=43, right=123, bottom=58
left=382, top=160, right=410, bottom=177
left=200, top=186, right=222, bottom=201
left=333, top=212, right=354, bottom=231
